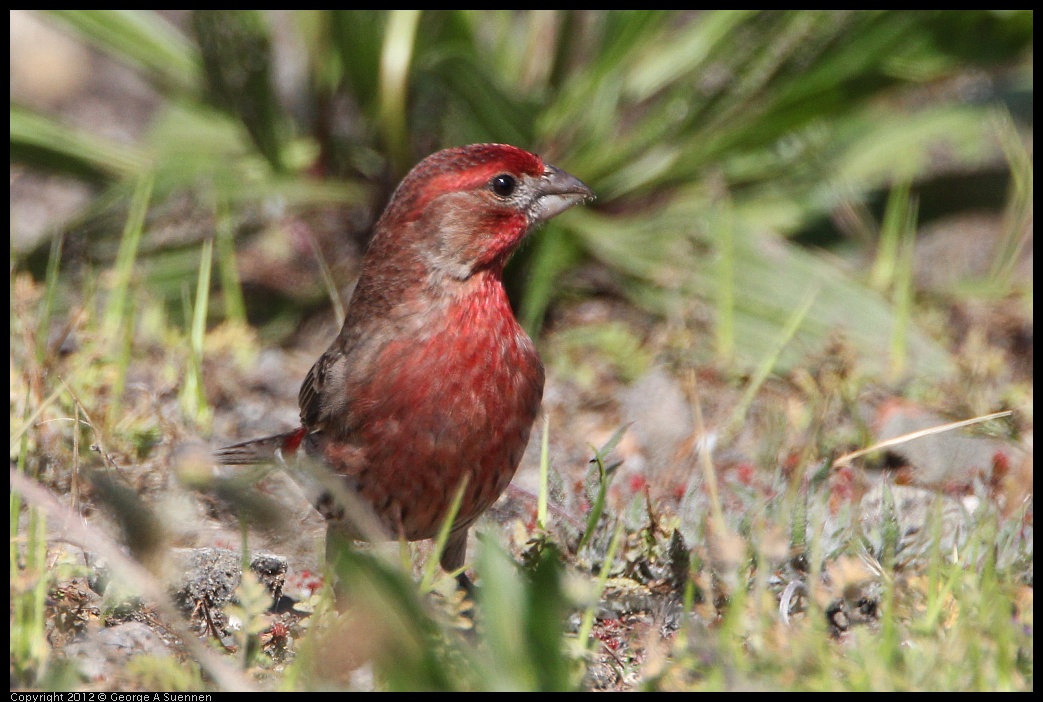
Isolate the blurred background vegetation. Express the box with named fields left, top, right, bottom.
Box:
left=10, top=10, right=1033, bottom=381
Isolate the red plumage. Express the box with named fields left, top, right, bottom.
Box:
left=215, top=143, right=593, bottom=579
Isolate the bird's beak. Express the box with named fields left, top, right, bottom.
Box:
left=530, top=164, right=595, bottom=224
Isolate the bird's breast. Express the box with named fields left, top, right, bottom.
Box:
left=328, top=276, right=544, bottom=539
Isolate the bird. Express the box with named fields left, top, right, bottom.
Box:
left=215, top=143, right=593, bottom=587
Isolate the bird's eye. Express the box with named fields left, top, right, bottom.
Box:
left=490, top=174, right=517, bottom=198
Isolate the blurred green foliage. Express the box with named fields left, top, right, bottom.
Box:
left=10, top=10, right=1033, bottom=378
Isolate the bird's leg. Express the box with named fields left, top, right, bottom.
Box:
left=441, top=528, right=475, bottom=596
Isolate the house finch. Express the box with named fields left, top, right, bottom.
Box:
left=216, top=143, right=593, bottom=584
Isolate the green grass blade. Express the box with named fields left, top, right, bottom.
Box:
left=10, top=105, right=148, bottom=180
left=42, top=10, right=198, bottom=92
left=43, top=10, right=201, bottom=93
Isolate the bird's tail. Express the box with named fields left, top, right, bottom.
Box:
left=214, top=427, right=308, bottom=465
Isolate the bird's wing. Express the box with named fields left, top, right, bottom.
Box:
left=299, top=349, right=335, bottom=430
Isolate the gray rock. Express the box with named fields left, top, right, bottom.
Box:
left=64, top=622, right=170, bottom=681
